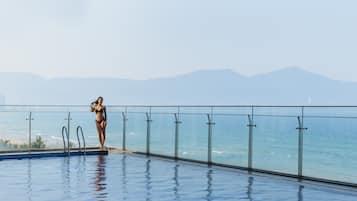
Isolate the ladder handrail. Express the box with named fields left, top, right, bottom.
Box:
left=76, top=125, right=86, bottom=153
left=61, top=126, right=69, bottom=153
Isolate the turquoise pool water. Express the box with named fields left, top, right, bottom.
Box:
left=0, top=153, right=356, bottom=201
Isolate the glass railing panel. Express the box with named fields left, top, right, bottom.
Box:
left=126, top=106, right=150, bottom=152
left=253, top=107, right=301, bottom=174
left=105, top=109, right=123, bottom=149
left=0, top=111, right=28, bottom=151
left=179, top=107, right=211, bottom=161
left=212, top=106, right=251, bottom=166
left=303, top=107, right=357, bottom=183
left=31, top=111, right=68, bottom=150
left=150, top=107, right=178, bottom=156
left=71, top=111, right=98, bottom=148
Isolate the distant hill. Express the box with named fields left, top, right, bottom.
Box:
left=0, top=67, right=355, bottom=105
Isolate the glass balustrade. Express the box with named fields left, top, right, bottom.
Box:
left=253, top=107, right=301, bottom=174
left=31, top=111, right=69, bottom=150
left=0, top=105, right=356, bottom=186
left=150, top=107, right=178, bottom=156
left=178, top=107, right=211, bottom=161
left=211, top=107, right=251, bottom=166
left=0, top=110, right=28, bottom=151
left=304, top=107, right=357, bottom=183
left=125, top=107, right=150, bottom=152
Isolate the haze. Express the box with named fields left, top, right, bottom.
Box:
left=0, top=0, right=356, bottom=81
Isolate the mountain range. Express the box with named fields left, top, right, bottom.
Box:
left=0, top=67, right=355, bottom=105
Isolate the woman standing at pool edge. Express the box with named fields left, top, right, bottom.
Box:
left=91, top=96, right=107, bottom=150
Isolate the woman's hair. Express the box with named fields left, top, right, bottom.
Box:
left=96, top=96, right=103, bottom=104
left=92, top=96, right=103, bottom=105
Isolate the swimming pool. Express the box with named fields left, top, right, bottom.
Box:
left=0, top=153, right=356, bottom=201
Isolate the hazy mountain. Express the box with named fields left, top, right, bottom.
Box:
left=0, top=67, right=355, bottom=105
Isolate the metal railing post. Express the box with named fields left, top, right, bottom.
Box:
left=247, top=106, right=256, bottom=170
left=26, top=112, right=34, bottom=153
left=174, top=112, right=182, bottom=159
left=146, top=111, right=152, bottom=155
left=207, top=113, right=215, bottom=164
left=296, top=107, right=307, bottom=177
left=65, top=112, right=72, bottom=154
left=122, top=111, right=128, bottom=151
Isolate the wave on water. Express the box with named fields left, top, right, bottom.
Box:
left=50, top=136, right=63, bottom=140
left=212, top=150, right=224, bottom=154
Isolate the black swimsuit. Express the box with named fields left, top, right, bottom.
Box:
left=95, top=107, right=105, bottom=123
left=95, top=108, right=103, bottom=113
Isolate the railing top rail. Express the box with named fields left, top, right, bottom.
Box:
left=2, top=104, right=357, bottom=108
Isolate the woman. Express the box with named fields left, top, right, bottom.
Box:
left=91, top=96, right=107, bottom=149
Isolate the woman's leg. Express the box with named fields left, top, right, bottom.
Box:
left=100, top=133, right=104, bottom=149
left=96, top=121, right=104, bottom=149
left=99, top=121, right=106, bottom=148
left=100, top=121, right=107, bottom=148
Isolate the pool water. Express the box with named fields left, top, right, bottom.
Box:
left=0, top=153, right=356, bottom=201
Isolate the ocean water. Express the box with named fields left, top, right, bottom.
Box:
left=1, top=106, right=357, bottom=184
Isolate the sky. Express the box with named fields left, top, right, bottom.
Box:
left=0, top=0, right=356, bottom=80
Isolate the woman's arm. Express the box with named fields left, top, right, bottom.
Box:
left=103, top=106, right=107, bottom=121
left=90, top=103, right=96, bottom=112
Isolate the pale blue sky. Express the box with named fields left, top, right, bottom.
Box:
left=0, top=0, right=356, bottom=80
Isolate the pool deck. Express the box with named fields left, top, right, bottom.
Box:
left=0, top=147, right=108, bottom=160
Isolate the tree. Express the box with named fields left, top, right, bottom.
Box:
left=31, top=136, right=46, bottom=149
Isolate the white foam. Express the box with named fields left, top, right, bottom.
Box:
left=213, top=150, right=224, bottom=154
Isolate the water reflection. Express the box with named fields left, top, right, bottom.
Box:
left=246, top=176, right=253, bottom=201
left=76, top=155, right=86, bottom=172
left=205, top=169, right=213, bottom=201
left=61, top=157, right=71, bottom=199
left=116, top=155, right=308, bottom=201
left=76, top=156, right=86, bottom=187
left=27, top=159, right=32, bottom=201
left=93, top=155, right=107, bottom=200
left=298, top=185, right=304, bottom=201
left=145, top=159, right=152, bottom=201
left=173, top=164, right=180, bottom=200
left=122, top=154, right=128, bottom=200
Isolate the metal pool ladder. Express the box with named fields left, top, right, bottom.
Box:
left=62, top=126, right=70, bottom=154
left=76, top=125, right=86, bottom=154
left=61, top=125, right=86, bottom=155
